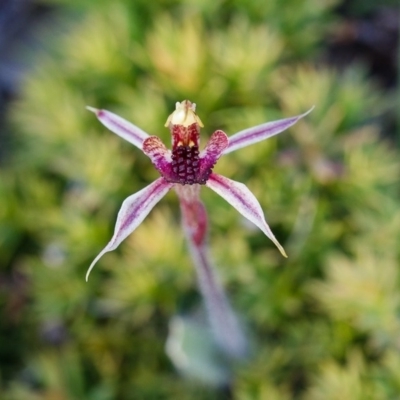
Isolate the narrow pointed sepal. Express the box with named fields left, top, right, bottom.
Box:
left=86, top=178, right=174, bottom=281
left=206, top=173, right=287, bottom=257
left=87, top=106, right=150, bottom=149
left=223, top=107, right=314, bottom=154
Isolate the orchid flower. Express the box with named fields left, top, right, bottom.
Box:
left=86, top=100, right=312, bottom=357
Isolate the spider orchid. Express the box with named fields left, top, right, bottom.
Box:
left=86, top=100, right=312, bottom=357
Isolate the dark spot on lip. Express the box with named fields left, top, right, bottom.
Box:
left=169, top=145, right=211, bottom=185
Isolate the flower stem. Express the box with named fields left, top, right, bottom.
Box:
left=176, top=185, right=247, bottom=358
left=188, top=239, right=248, bottom=358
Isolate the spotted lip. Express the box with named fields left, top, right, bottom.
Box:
left=170, top=145, right=201, bottom=185
left=168, top=144, right=214, bottom=185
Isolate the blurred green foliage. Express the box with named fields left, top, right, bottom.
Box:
left=1, top=0, right=399, bottom=398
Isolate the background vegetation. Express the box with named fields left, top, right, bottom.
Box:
left=0, top=0, right=399, bottom=398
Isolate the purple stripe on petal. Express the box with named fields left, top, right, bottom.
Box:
left=206, top=173, right=287, bottom=257
left=223, top=107, right=314, bottom=154
left=86, top=177, right=173, bottom=281
left=201, top=130, right=229, bottom=159
left=87, top=106, right=150, bottom=149
left=142, top=136, right=174, bottom=179
left=198, top=130, right=229, bottom=182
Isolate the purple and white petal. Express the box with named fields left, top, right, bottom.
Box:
left=200, top=130, right=229, bottom=167
left=86, top=177, right=173, bottom=281
left=223, top=107, right=314, bottom=154
left=206, top=173, right=287, bottom=257
left=87, top=106, right=150, bottom=149
left=198, top=130, right=229, bottom=181
left=142, top=136, right=174, bottom=179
